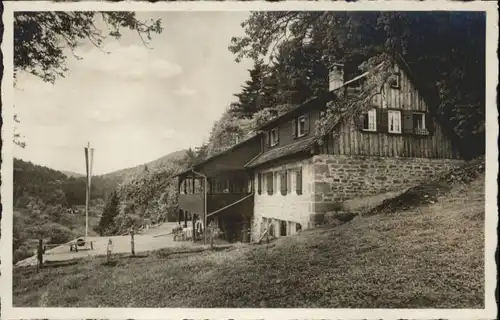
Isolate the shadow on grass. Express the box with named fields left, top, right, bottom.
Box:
left=43, top=260, right=80, bottom=269
left=102, top=260, right=119, bottom=267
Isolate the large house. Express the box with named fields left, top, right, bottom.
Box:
left=174, top=55, right=464, bottom=243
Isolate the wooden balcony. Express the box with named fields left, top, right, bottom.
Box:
left=178, top=193, right=205, bottom=216
left=178, top=192, right=252, bottom=216
left=207, top=193, right=252, bottom=213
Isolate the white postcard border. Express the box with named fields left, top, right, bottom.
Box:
left=1, top=1, right=498, bottom=319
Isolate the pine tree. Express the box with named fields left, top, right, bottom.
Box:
left=97, top=190, right=119, bottom=236
left=231, top=61, right=274, bottom=118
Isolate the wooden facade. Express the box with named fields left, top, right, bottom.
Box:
left=175, top=136, right=262, bottom=243
left=261, top=109, right=322, bottom=153
left=319, top=62, right=460, bottom=159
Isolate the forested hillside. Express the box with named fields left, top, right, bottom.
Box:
left=94, top=150, right=190, bottom=235
left=99, top=149, right=187, bottom=185
left=13, top=149, right=189, bottom=262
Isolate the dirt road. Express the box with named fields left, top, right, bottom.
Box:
left=15, top=222, right=198, bottom=267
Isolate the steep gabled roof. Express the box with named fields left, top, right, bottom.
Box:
left=256, top=90, right=337, bottom=131
left=256, top=62, right=385, bottom=132
left=245, top=58, right=422, bottom=168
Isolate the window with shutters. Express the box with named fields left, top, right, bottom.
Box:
left=273, top=172, right=278, bottom=192
left=297, top=115, right=307, bottom=137
left=286, top=169, right=293, bottom=194
left=413, top=112, right=425, bottom=129
left=270, top=128, right=279, bottom=147
left=280, top=170, right=287, bottom=195
left=266, top=172, right=274, bottom=195
left=413, top=112, right=429, bottom=135
left=362, top=108, right=377, bottom=132
left=257, top=173, right=262, bottom=195
left=388, top=110, right=402, bottom=134
left=296, top=167, right=303, bottom=195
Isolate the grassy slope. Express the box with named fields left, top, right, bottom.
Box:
left=13, top=160, right=484, bottom=308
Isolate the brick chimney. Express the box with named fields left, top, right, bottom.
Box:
left=329, top=63, right=344, bottom=91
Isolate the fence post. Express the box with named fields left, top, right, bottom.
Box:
left=130, top=229, right=135, bottom=256
left=107, top=239, right=113, bottom=264
left=37, top=238, right=43, bottom=272
left=210, top=226, right=214, bottom=249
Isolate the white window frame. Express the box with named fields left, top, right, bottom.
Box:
left=270, top=128, right=279, bottom=147
left=413, top=112, right=426, bottom=130
left=297, top=116, right=306, bottom=138
left=363, top=108, right=377, bottom=132
left=388, top=110, right=402, bottom=134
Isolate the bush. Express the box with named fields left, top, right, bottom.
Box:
left=14, top=245, right=33, bottom=264
left=29, top=223, right=76, bottom=245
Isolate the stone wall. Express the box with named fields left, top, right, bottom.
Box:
left=251, top=158, right=315, bottom=242
left=312, top=155, right=465, bottom=213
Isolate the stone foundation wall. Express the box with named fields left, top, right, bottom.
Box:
left=312, top=155, right=465, bottom=213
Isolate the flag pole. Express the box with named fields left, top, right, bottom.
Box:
left=85, top=142, right=89, bottom=243
left=85, top=141, right=94, bottom=245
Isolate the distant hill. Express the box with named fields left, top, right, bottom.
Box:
left=13, top=149, right=188, bottom=263
left=99, top=149, right=187, bottom=181
left=60, top=170, right=85, bottom=178
left=13, top=158, right=103, bottom=209
left=13, top=150, right=187, bottom=207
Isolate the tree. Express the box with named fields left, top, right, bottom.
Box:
left=205, top=110, right=256, bottom=156
left=268, top=38, right=329, bottom=106
left=14, top=11, right=163, bottom=83
left=229, top=11, right=486, bottom=159
left=13, top=12, right=163, bottom=147
left=97, top=190, right=119, bottom=236
left=231, top=61, right=274, bottom=118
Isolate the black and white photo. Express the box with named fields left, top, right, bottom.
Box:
left=1, top=1, right=497, bottom=319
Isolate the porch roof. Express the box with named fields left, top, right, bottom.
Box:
left=245, top=135, right=317, bottom=168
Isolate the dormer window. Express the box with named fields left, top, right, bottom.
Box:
left=297, top=116, right=307, bottom=137
left=292, top=114, right=310, bottom=139
left=270, top=128, right=279, bottom=147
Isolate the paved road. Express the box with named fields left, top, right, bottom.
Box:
left=15, top=222, right=198, bottom=267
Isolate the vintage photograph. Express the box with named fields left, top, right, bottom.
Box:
left=1, top=1, right=496, bottom=317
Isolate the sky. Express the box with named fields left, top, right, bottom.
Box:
left=14, top=11, right=253, bottom=175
